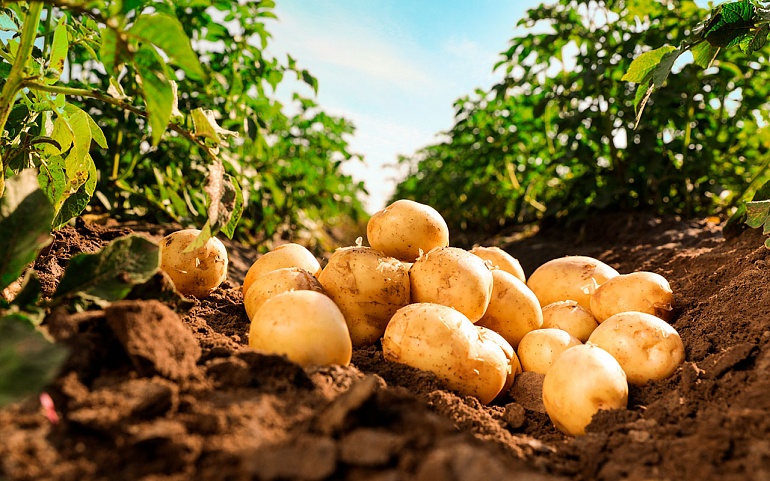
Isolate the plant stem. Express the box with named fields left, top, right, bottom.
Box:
left=23, top=81, right=217, bottom=162
left=0, top=2, right=44, bottom=158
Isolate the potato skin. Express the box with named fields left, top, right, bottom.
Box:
left=542, top=344, right=628, bottom=436
left=587, top=311, right=685, bottom=385
left=527, top=256, right=618, bottom=310
left=382, top=303, right=508, bottom=404
left=243, top=267, right=326, bottom=321
left=318, top=246, right=410, bottom=347
left=469, top=246, right=526, bottom=283
left=589, top=271, right=675, bottom=323
left=477, top=270, right=542, bottom=348
left=242, top=243, right=321, bottom=296
left=518, top=328, right=582, bottom=374
left=366, top=199, right=449, bottom=262
left=477, top=326, right=520, bottom=401
left=409, top=247, right=493, bottom=323
left=248, top=290, right=352, bottom=367
left=541, top=300, right=599, bottom=342
left=160, top=229, right=228, bottom=298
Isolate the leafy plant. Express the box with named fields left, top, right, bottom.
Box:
left=1, top=1, right=366, bottom=250
left=395, top=0, right=770, bottom=240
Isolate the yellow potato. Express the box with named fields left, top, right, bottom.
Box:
left=242, top=243, right=321, bottom=296
left=318, top=246, right=410, bottom=347
left=366, top=199, right=449, bottom=262
left=159, top=228, right=228, bottom=298
left=477, top=325, right=520, bottom=401
left=542, top=344, right=628, bottom=436
left=382, top=303, right=508, bottom=404
left=469, top=245, right=526, bottom=283
left=587, top=311, right=685, bottom=386
left=409, top=247, right=493, bottom=323
left=477, top=269, right=542, bottom=347
left=517, top=328, right=582, bottom=375
left=527, top=256, right=618, bottom=310
left=541, top=300, right=599, bottom=342
left=248, top=290, right=352, bottom=367
left=243, top=267, right=326, bottom=321
left=589, top=271, right=675, bottom=323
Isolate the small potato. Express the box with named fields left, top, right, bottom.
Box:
left=409, top=247, right=493, bottom=323
left=248, top=290, right=352, bottom=367
left=477, top=270, right=543, bottom=348
left=543, top=344, right=628, bottom=436
left=383, top=303, right=508, bottom=404
left=367, top=199, right=449, bottom=262
left=590, top=271, right=675, bottom=323
left=517, top=328, right=582, bottom=375
left=587, top=311, right=685, bottom=386
left=242, top=243, right=321, bottom=296
left=469, top=246, right=526, bottom=283
left=318, top=246, right=410, bottom=347
left=541, top=300, right=599, bottom=342
left=243, top=267, right=326, bottom=321
left=527, top=256, right=618, bottom=310
left=160, top=228, right=228, bottom=298
left=477, top=326, right=520, bottom=400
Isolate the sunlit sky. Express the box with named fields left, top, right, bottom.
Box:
left=266, top=1, right=714, bottom=213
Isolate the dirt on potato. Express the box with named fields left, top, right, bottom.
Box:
left=2, top=213, right=770, bottom=481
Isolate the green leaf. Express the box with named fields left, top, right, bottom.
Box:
left=0, top=314, right=68, bottom=407
left=54, top=235, right=161, bottom=303
left=43, top=115, right=73, bottom=155
left=128, top=12, right=206, bottom=81
left=134, top=44, right=174, bottom=146
left=86, top=113, right=108, bottom=149
left=703, top=0, right=756, bottom=48
left=46, top=19, right=68, bottom=84
left=191, top=108, right=238, bottom=145
left=745, top=199, right=770, bottom=231
left=745, top=24, right=770, bottom=53
left=651, top=49, right=682, bottom=88
left=52, top=189, right=88, bottom=229
left=99, top=27, right=119, bottom=75
left=62, top=105, right=93, bottom=174
left=220, top=175, right=243, bottom=239
left=11, top=271, right=43, bottom=312
left=621, top=45, right=678, bottom=83
left=691, top=41, right=720, bottom=68
left=0, top=170, right=55, bottom=292
left=37, top=155, right=67, bottom=209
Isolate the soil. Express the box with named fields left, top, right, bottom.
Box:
left=3, top=212, right=770, bottom=481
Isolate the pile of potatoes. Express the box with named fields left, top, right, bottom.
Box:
left=172, top=199, right=686, bottom=438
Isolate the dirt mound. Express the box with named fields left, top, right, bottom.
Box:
left=2, top=214, right=769, bottom=480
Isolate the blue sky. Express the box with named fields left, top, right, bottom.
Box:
left=265, top=0, right=545, bottom=212
left=265, top=1, right=714, bottom=212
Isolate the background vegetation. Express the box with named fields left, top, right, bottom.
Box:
left=395, top=0, right=770, bottom=238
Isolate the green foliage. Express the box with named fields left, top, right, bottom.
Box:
left=1, top=0, right=366, bottom=249
left=395, top=0, right=770, bottom=239
left=0, top=313, right=67, bottom=407
left=54, top=235, right=160, bottom=304
left=0, top=170, right=54, bottom=292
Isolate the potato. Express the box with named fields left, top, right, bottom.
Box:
left=159, top=228, right=228, bottom=298
left=318, top=246, right=410, bottom=347
left=248, top=290, right=352, bottom=367
left=542, top=344, right=628, bottom=436
left=589, top=271, right=675, bottom=323
left=243, top=267, right=326, bottom=321
left=382, top=303, right=509, bottom=404
left=469, top=246, right=526, bottom=283
left=242, top=243, right=321, bottom=296
left=517, top=328, right=582, bottom=375
left=541, top=300, right=599, bottom=342
left=587, top=311, right=685, bottom=386
left=409, top=247, right=493, bottom=322
left=527, top=256, right=618, bottom=310
left=477, top=325, right=520, bottom=400
left=476, top=269, right=542, bottom=348
left=366, top=199, right=449, bottom=262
